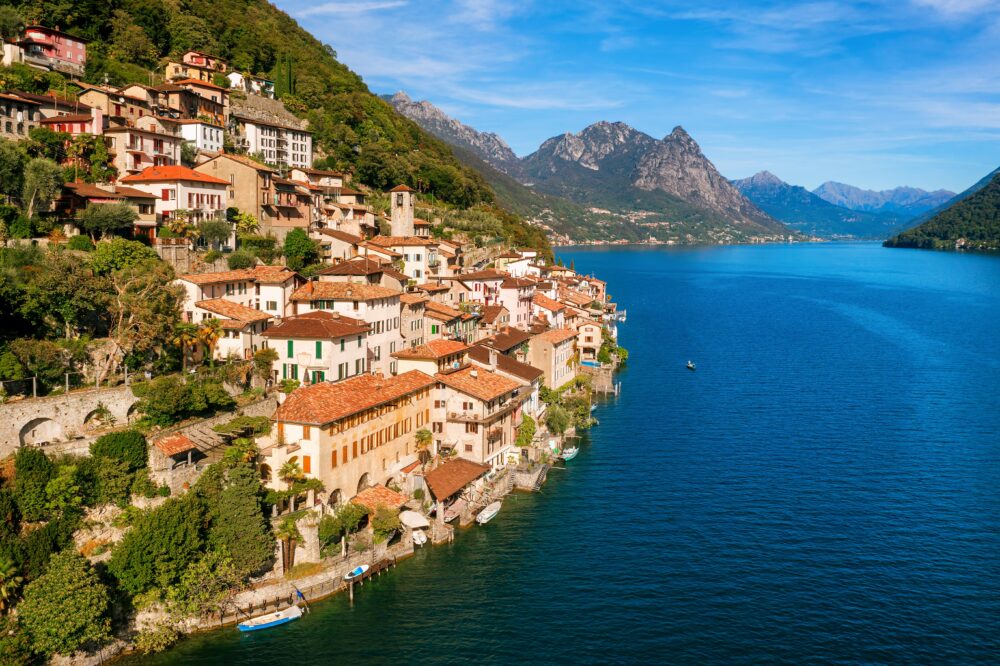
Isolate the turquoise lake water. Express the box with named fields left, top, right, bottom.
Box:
left=136, top=243, right=1000, bottom=664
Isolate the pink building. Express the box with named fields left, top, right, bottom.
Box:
left=18, top=26, right=87, bottom=76
left=38, top=108, right=102, bottom=136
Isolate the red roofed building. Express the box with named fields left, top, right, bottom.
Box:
left=13, top=26, right=87, bottom=76
left=392, top=339, right=469, bottom=375
left=263, top=370, right=436, bottom=506
left=434, top=364, right=525, bottom=469
left=528, top=328, right=578, bottom=389
left=261, top=311, right=371, bottom=385
left=176, top=265, right=303, bottom=321
left=121, top=165, right=228, bottom=225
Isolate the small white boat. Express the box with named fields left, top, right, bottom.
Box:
left=476, top=501, right=502, bottom=525
left=343, top=564, right=369, bottom=582
left=686, top=361, right=696, bottom=371
left=237, top=604, right=303, bottom=632
left=412, top=529, right=428, bottom=546
left=561, top=447, right=579, bottom=461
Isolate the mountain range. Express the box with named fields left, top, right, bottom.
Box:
left=812, top=182, right=954, bottom=217
left=388, top=93, right=795, bottom=243
left=732, top=171, right=906, bottom=239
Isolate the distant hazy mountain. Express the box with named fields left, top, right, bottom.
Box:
left=885, top=167, right=1000, bottom=251
left=385, top=92, right=523, bottom=177
left=733, top=171, right=904, bottom=239
left=521, top=121, right=790, bottom=236
left=389, top=93, right=796, bottom=242
left=813, top=181, right=954, bottom=217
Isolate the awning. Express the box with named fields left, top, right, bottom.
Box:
left=399, top=510, right=430, bottom=529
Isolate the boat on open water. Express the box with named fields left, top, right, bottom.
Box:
left=561, top=447, right=579, bottom=461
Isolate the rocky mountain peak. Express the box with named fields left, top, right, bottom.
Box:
left=736, top=170, right=786, bottom=188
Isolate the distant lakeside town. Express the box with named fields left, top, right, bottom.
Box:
left=0, top=34, right=628, bottom=663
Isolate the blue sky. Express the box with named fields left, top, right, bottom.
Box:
left=273, top=0, right=1000, bottom=192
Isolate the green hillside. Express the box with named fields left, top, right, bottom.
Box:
left=885, top=170, right=1000, bottom=250
left=5, top=0, right=492, bottom=208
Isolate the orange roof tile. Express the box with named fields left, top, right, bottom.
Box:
left=424, top=301, right=464, bottom=322
left=534, top=328, right=578, bottom=344
left=393, top=339, right=469, bottom=360
left=388, top=184, right=415, bottom=192
left=194, top=299, right=271, bottom=324
left=121, top=165, right=228, bottom=185
left=532, top=293, right=565, bottom=312
left=155, top=434, right=197, bottom=457
left=351, top=484, right=408, bottom=513
left=274, top=370, right=435, bottom=425
left=291, top=281, right=401, bottom=302
left=424, top=458, right=490, bottom=501
left=435, top=365, right=521, bottom=402
left=261, top=311, right=369, bottom=339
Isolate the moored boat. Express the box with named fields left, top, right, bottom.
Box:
left=561, top=447, right=579, bottom=461
left=237, top=604, right=303, bottom=632
left=412, top=529, right=428, bottom=546
left=476, top=501, right=502, bottom=525
left=343, top=564, right=369, bottom=582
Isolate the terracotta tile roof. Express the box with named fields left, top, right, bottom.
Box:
left=180, top=269, right=254, bottom=285
left=482, top=327, right=532, bottom=352
left=250, top=266, right=300, bottom=284
left=262, top=311, right=369, bottom=339
left=415, top=282, right=449, bottom=293
left=424, top=301, right=464, bottom=322
left=532, top=293, right=565, bottom=313
left=352, top=484, right=408, bottom=512
left=458, top=269, right=506, bottom=282
left=424, top=458, right=490, bottom=501
left=63, top=181, right=156, bottom=200
left=173, top=78, right=227, bottom=91
left=200, top=152, right=277, bottom=173
left=467, top=344, right=543, bottom=382
left=313, top=228, right=362, bottom=245
left=413, top=218, right=431, bottom=226
left=40, top=113, right=95, bottom=124
left=358, top=242, right=402, bottom=258
left=274, top=370, right=435, bottom=425
left=339, top=185, right=363, bottom=196
left=368, top=235, right=438, bottom=247
left=291, top=281, right=401, bottom=302
left=501, top=277, right=535, bottom=288
left=401, top=460, right=420, bottom=474
left=388, top=184, right=415, bottom=192
left=121, top=165, right=228, bottom=185
left=435, top=365, right=521, bottom=402
left=393, top=339, right=469, bottom=360
left=400, top=293, right=428, bottom=306
left=316, top=257, right=385, bottom=276
left=558, top=288, right=593, bottom=308
left=195, top=299, right=271, bottom=324
left=481, top=305, right=508, bottom=324
left=534, top=328, right=578, bottom=345
left=155, top=434, right=197, bottom=457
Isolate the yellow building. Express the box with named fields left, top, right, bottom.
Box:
left=264, top=370, right=435, bottom=506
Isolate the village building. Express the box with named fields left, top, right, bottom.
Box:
left=55, top=182, right=157, bottom=239
left=527, top=328, right=578, bottom=389
left=498, top=276, right=536, bottom=330
left=176, top=119, right=224, bottom=154
left=76, top=84, right=151, bottom=125
left=290, top=281, right=403, bottom=377
left=194, top=153, right=276, bottom=231
left=367, top=235, right=441, bottom=282
left=576, top=320, right=603, bottom=364
left=424, top=301, right=472, bottom=342
left=467, top=344, right=544, bottom=419
left=532, top=292, right=567, bottom=328
left=226, top=71, right=275, bottom=98
left=38, top=108, right=102, bottom=136
left=400, top=293, right=428, bottom=349
left=154, top=82, right=224, bottom=126
left=6, top=26, right=87, bottom=76
left=457, top=269, right=506, bottom=308
left=228, top=112, right=312, bottom=168
left=392, top=339, right=470, bottom=376
left=103, top=116, right=183, bottom=177
left=269, top=177, right=313, bottom=241
left=423, top=458, right=492, bottom=527
left=263, top=370, right=437, bottom=507
left=193, top=299, right=272, bottom=361
left=311, top=228, right=362, bottom=262
left=120, top=165, right=227, bottom=225
left=478, top=304, right=511, bottom=338
left=261, top=311, right=371, bottom=384
left=0, top=93, right=40, bottom=140
left=166, top=51, right=228, bottom=83
left=176, top=266, right=302, bottom=321
left=315, top=256, right=407, bottom=291
left=433, top=365, right=524, bottom=469
left=479, top=327, right=532, bottom=362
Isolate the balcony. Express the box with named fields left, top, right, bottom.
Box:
left=486, top=427, right=503, bottom=443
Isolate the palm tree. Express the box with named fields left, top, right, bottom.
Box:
left=197, top=318, right=223, bottom=367
left=0, top=556, right=23, bottom=614
left=171, top=322, right=199, bottom=374
left=414, top=428, right=433, bottom=469
left=279, top=459, right=304, bottom=512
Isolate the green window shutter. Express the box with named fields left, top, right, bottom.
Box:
left=291, top=364, right=298, bottom=380
left=287, top=340, right=293, bottom=358
left=282, top=364, right=287, bottom=380
left=315, top=340, right=322, bottom=359
left=340, top=338, right=345, bottom=352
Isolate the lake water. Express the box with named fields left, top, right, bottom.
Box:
left=137, top=243, right=1000, bottom=664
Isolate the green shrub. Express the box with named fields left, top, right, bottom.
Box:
left=203, top=249, right=222, bottom=263
left=226, top=249, right=255, bottom=270
left=13, top=447, right=54, bottom=522
left=157, top=485, right=171, bottom=498
left=90, top=430, right=148, bottom=471
left=66, top=235, right=95, bottom=251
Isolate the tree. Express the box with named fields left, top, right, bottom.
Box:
left=0, top=556, right=23, bottom=614
left=319, top=502, right=367, bottom=557
left=0, top=6, right=24, bottom=41
left=44, top=465, right=82, bottom=518
left=226, top=249, right=255, bottom=269
left=198, top=218, right=231, bottom=249
left=282, top=228, right=319, bottom=271
left=231, top=210, right=259, bottom=236
left=21, top=158, right=62, bottom=221
left=415, top=428, right=432, bottom=466
left=19, top=249, right=107, bottom=339
left=371, top=505, right=400, bottom=544
left=253, top=347, right=278, bottom=385
left=278, top=459, right=303, bottom=511
left=165, top=550, right=239, bottom=619
left=0, top=139, right=25, bottom=202
left=89, top=237, right=159, bottom=275
left=14, top=447, right=55, bottom=522
left=545, top=405, right=570, bottom=442
left=197, top=318, right=223, bottom=366
left=109, top=9, right=157, bottom=65
left=180, top=141, right=198, bottom=168
left=65, top=134, right=115, bottom=183
left=108, top=496, right=203, bottom=595
left=516, top=414, right=536, bottom=448
left=90, top=431, right=148, bottom=472
left=19, top=551, right=111, bottom=657
left=8, top=339, right=72, bottom=393
left=172, top=322, right=199, bottom=374
left=210, top=463, right=274, bottom=577
left=76, top=203, right=137, bottom=240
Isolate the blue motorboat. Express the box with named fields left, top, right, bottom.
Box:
left=237, top=604, right=303, bottom=632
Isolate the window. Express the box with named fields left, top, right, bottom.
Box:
left=303, top=425, right=311, bottom=439
left=352, top=441, right=358, bottom=459
left=287, top=340, right=294, bottom=358
left=465, top=423, right=478, bottom=434
left=340, top=338, right=345, bottom=352
left=312, top=370, right=324, bottom=383
left=358, top=336, right=363, bottom=348
left=342, top=446, right=348, bottom=465
left=465, top=444, right=473, bottom=452
left=302, top=456, right=311, bottom=473
left=431, top=325, right=439, bottom=334
left=331, top=451, right=338, bottom=468
left=266, top=301, right=277, bottom=311
left=290, top=364, right=298, bottom=380
left=315, top=340, right=322, bottom=360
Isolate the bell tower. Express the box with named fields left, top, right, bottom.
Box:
left=389, top=184, right=415, bottom=236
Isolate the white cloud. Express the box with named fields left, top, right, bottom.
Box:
left=297, top=0, right=407, bottom=18
left=911, top=0, right=1000, bottom=16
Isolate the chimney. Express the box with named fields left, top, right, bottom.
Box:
left=489, top=348, right=498, bottom=370
left=469, top=369, right=478, bottom=379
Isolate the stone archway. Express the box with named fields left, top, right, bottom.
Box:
left=357, top=473, right=371, bottom=494
left=82, top=407, right=114, bottom=431
left=259, top=463, right=272, bottom=484
left=19, top=418, right=65, bottom=446
left=125, top=402, right=141, bottom=424
left=328, top=489, right=342, bottom=507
